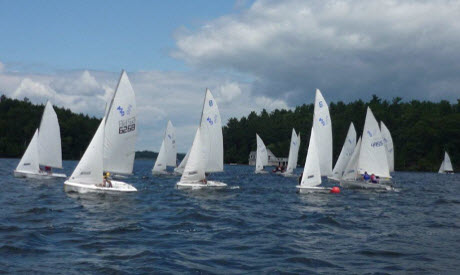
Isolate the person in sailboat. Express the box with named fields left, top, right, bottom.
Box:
left=103, top=172, right=113, bottom=188
left=44, top=166, right=52, bottom=175
left=363, top=171, right=370, bottom=181
left=370, top=173, right=379, bottom=184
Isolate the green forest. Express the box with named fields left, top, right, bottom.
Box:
left=223, top=95, right=459, bottom=172
left=1, top=94, right=458, bottom=172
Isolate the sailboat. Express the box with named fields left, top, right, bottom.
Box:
left=328, top=123, right=356, bottom=182
left=340, top=107, right=393, bottom=190
left=283, top=129, right=300, bottom=176
left=174, top=149, right=190, bottom=175
left=380, top=121, right=394, bottom=172
left=255, top=134, right=269, bottom=174
left=313, top=89, right=333, bottom=176
left=64, top=70, right=137, bottom=193
left=296, top=128, right=337, bottom=193
left=438, top=151, right=454, bottom=174
left=176, top=89, right=226, bottom=189
left=152, top=120, right=177, bottom=175
left=14, top=101, right=66, bottom=179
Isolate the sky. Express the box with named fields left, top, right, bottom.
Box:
left=1, top=0, right=459, bottom=153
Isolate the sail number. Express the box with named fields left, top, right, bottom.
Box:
left=119, top=117, right=136, bottom=134
left=371, top=141, right=384, bottom=147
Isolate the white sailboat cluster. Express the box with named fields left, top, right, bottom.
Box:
left=340, top=107, right=393, bottom=190
left=176, top=89, right=226, bottom=189
left=283, top=129, right=300, bottom=176
left=64, top=70, right=137, bottom=193
left=152, top=121, right=177, bottom=175
left=14, top=101, right=66, bottom=179
left=438, top=152, right=454, bottom=174
left=329, top=123, right=356, bottom=182
left=255, top=134, right=268, bottom=174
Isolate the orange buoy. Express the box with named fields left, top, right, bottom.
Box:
left=330, top=186, right=340, bottom=194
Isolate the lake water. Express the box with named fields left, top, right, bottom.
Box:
left=1, top=158, right=459, bottom=274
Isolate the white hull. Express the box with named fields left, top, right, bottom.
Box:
left=340, top=180, right=393, bottom=191
left=152, top=170, right=170, bottom=176
left=327, top=176, right=340, bottom=182
left=439, top=171, right=454, bottom=174
left=282, top=172, right=298, bottom=178
left=176, top=180, right=227, bottom=190
left=64, top=180, right=137, bottom=193
left=14, top=170, right=66, bottom=179
left=296, top=185, right=331, bottom=193
left=255, top=170, right=268, bottom=174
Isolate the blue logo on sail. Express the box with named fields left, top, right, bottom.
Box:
left=117, top=106, right=125, bottom=116
left=209, top=100, right=213, bottom=107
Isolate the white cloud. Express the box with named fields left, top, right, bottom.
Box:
left=0, top=61, right=4, bottom=73
left=173, top=0, right=460, bottom=103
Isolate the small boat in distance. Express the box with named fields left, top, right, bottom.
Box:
left=14, top=101, right=66, bottom=179
left=438, top=151, right=454, bottom=174
left=283, top=129, right=300, bottom=177
left=380, top=121, right=394, bottom=172
left=176, top=89, right=226, bottom=189
left=255, top=134, right=269, bottom=174
left=152, top=120, right=177, bottom=175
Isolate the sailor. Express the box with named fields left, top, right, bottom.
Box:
left=44, top=166, right=52, bottom=175
left=370, top=173, right=379, bottom=184
left=103, top=172, right=113, bottom=188
left=363, top=171, right=370, bottom=181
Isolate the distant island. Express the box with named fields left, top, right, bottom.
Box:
left=1, top=94, right=458, bottom=172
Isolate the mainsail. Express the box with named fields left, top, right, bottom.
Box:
left=380, top=121, right=394, bottom=172
left=342, top=137, right=362, bottom=181
left=153, top=120, right=177, bottom=173
left=38, top=101, right=63, bottom=168
left=285, top=129, right=300, bottom=174
left=103, top=71, right=137, bottom=174
left=357, top=107, right=391, bottom=178
left=199, top=89, right=223, bottom=173
left=180, top=128, right=207, bottom=183
left=255, top=134, right=268, bottom=173
left=312, top=89, right=333, bottom=176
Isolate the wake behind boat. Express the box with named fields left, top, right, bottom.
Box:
left=14, top=101, right=66, bottom=179
left=176, top=89, right=227, bottom=189
left=65, top=71, right=137, bottom=193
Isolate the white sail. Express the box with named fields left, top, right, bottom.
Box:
left=331, top=123, right=356, bottom=179
left=16, top=129, right=40, bottom=173
left=342, top=137, right=362, bottom=180
left=38, top=101, right=63, bottom=168
left=313, top=89, right=333, bottom=176
left=69, top=117, right=105, bottom=185
left=380, top=121, right=394, bottom=172
left=153, top=121, right=177, bottom=173
left=300, top=128, right=322, bottom=187
left=255, top=134, right=268, bottom=172
left=180, top=128, right=206, bottom=183
left=285, top=129, right=300, bottom=174
left=439, top=152, right=454, bottom=173
left=200, top=89, right=223, bottom=173
left=357, top=107, right=391, bottom=178
left=103, top=70, right=137, bottom=174
left=174, top=149, right=190, bottom=174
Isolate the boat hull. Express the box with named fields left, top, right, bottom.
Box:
left=327, top=176, right=340, bottom=183
left=340, top=180, right=393, bottom=191
left=14, top=170, right=66, bottom=179
left=296, top=185, right=331, bottom=194
left=176, top=180, right=227, bottom=189
left=152, top=170, right=170, bottom=176
left=64, top=180, right=137, bottom=193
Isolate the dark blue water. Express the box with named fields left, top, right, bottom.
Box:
left=1, top=158, right=459, bottom=274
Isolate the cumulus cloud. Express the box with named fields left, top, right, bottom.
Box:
left=174, top=0, right=460, bottom=103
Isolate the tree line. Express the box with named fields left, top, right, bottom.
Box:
left=1, top=94, right=458, bottom=171
left=223, top=95, right=459, bottom=172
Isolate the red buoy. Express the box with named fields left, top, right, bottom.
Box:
left=330, top=186, right=341, bottom=194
